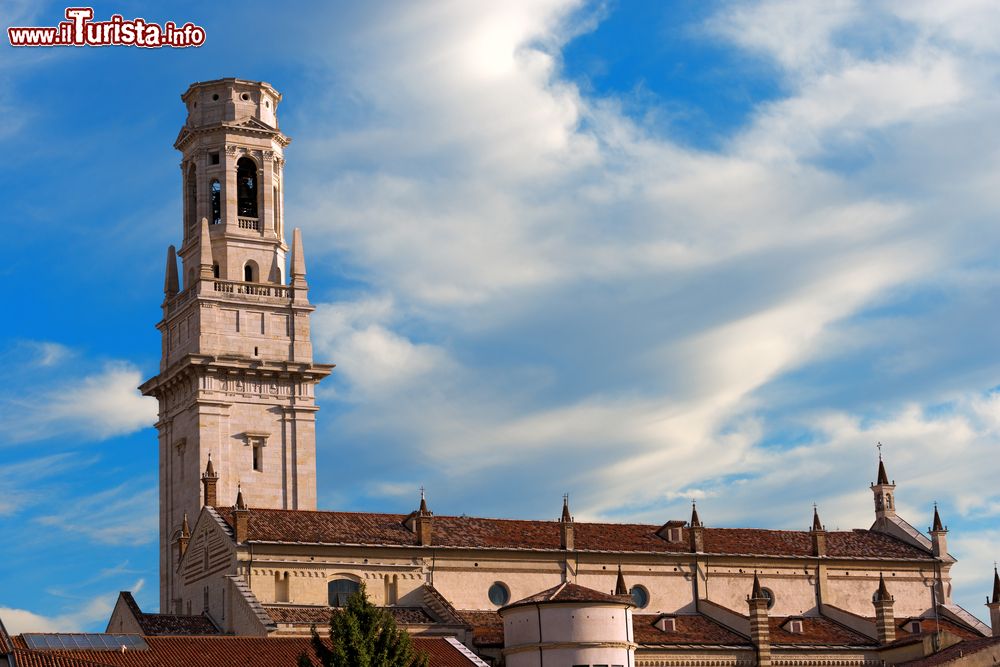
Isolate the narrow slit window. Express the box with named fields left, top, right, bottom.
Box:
left=210, top=180, right=221, bottom=224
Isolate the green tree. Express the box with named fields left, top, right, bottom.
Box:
left=299, top=583, right=429, bottom=667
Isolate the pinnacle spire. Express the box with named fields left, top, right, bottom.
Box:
left=615, top=565, right=627, bottom=596
left=204, top=453, right=216, bottom=478
left=932, top=503, right=945, bottom=532
left=561, top=494, right=572, bottom=522
left=419, top=486, right=429, bottom=514
left=164, top=245, right=179, bottom=296
left=198, top=217, right=213, bottom=278
left=812, top=505, right=823, bottom=531
left=876, top=456, right=889, bottom=486
left=181, top=512, right=190, bottom=537
left=992, top=566, right=1000, bottom=605
left=235, top=483, right=247, bottom=510
left=690, top=501, right=702, bottom=528
left=291, top=227, right=306, bottom=279
left=751, top=572, right=764, bottom=600
left=874, top=572, right=892, bottom=602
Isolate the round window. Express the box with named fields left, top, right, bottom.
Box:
left=761, top=587, right=775, bottom=609
left=241, top=92, right=250, bottom=101
left=630, top=585, right=649, bottom=608
left=488, top=582, right=510, bottom=606
left=212, top=93, right=219, bottom=101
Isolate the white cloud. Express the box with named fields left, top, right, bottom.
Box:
left=282, top=0, right=1000, bottom=615
left=0, top=359, right=156, bottom=444
left=35, top=483, right=158, bottom=546
left=0, top=579, right=143, bottom=634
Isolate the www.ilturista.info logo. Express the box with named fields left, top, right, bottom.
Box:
left=8, top=7, right=206, bottom=48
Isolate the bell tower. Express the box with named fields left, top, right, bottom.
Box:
left=140, top=78, right=333, bottom=612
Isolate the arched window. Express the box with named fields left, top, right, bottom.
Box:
left=210, top=180, right=221, bottom=224
left=236, top=157, right=258, bottom=218
left=212, top=263, right=220, bottom=279
left=328, top=578, right=360, bottom=607
left=185, top=164, right=197, bottom=232
left=243, top=261, right=258, bottom=283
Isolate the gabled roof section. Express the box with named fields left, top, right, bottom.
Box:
left=211, top=507, right=935, bottom=560
left=769, top=616, right=877, bottom=647
left=870, top=514, right=934, bottom=555
left=109, top=592, right=219, bottom=636
left=421, top=584, right=467, bottom=626
left=502, top=582, right=632, bottom=610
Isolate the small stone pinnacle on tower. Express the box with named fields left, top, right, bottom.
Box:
left=812, top=505, right=823, bottom=532
left=988, top=566, right=1000, bottom=638
left=164, top=245, right=179, bottom=297
left=874, top=572, right=892, bottom=602
left=561, top=494, right=572, bottom=523
left=291, top=227, right=306, bottom=281
left=198, top=217, right=213, bottom=280
left=419, top=486, right=430, bottom=515
left=204, top=453, right=215, bottom=478
left=751, top=572, right=764, bottom=600
left=689, top=501, right=705, bottom=553
left=181, top=512, right=190, bottom=537
left=932, top=503, right=945, bottom=532
left=235, top=483, right=247, bottom=510
left=615, top=565, right=627, bottom=596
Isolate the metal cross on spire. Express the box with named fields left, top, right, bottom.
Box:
left=876, top=441, right=883, bottom=459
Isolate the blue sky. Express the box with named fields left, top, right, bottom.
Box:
left=2, top=0, right=1000, bottom=631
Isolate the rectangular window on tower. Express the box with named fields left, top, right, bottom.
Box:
left=252, top=441, right=263, bottom=471
left=245, top=433, right=267, bottom=472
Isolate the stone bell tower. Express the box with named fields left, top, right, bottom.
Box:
left=140, top=78, right=333, bottom=612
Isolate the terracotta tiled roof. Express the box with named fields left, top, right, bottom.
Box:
left=456, top=611, right=504, bottom=648
left=896, top=636, right=1000, bottom=666
left=8, top=635, right=479, bottom=667
left=133, top=615, right=218, bottom=636
left=212, top=508, right=933, bottom=560
left=893, top=617, right=982, bottom=642
left=633, top=614, right=748, bottom=646
left=768, top=616, right=876, bottom=646
left=265, top=604, right=436, bottom=626
left=115, top=592, right=219, bottom=636
left=503, top=582, right=631, bottom=610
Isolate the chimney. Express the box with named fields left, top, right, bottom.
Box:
left=929, top=504, right=948, bottom=559
left=811, top=505, right=826, bottom=557
left=986, top=567, right=1000, bottom=638
left=560, top=495, right=574, bottom=551
left=233, top=484, right=249, bottom=544
left=873, top=573, right=896, bottom=645
left=689, top=502, right=704, bottom=553
left=177, top=512, right=191, bottom=560
left=415, top=488, right=433, bottom=547
left=747, top=573, right=771, bottom=667
left=201, top=454, right=218, bottom=507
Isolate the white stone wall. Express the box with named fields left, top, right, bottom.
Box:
left=502, top=604, right=634, bottom=667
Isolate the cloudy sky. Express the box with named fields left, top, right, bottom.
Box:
left=2, top=0, right=1000, bottom=632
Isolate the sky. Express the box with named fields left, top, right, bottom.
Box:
left=1, top=0, right=999, bottom=632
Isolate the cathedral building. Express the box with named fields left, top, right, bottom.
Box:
left=4, top=78, right=1000, bottom=667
